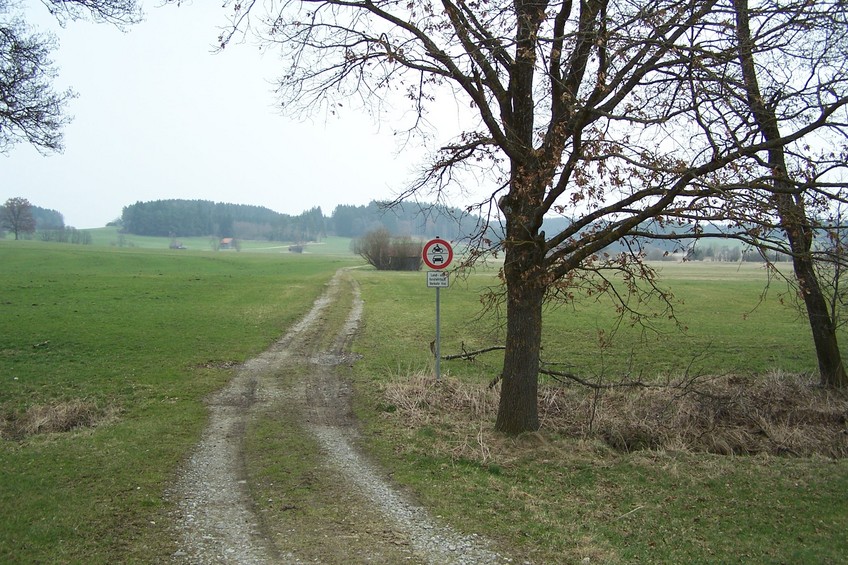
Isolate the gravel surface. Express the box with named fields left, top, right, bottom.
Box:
left=169, top=269, right=513, bottom=564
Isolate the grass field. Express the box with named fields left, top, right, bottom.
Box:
left=349, top=262, right=848, bottom=564
left=1, top=238, right=846, bottom=563
left=0, top=241, right=357, bottom=563
left=352, top=261, right=822, bottom=381
left=77, top=226, right=356, bottom=256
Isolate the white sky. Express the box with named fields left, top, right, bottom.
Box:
left=1, top=1, right=427, bottom=228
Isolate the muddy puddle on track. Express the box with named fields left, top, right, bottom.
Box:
left=169, top=269, right=510, bottom=565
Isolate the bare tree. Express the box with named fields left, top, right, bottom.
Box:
left=38, top=0, right=141, bottom=26
left=815, top=208, right=848, bottom=334
left=0, top=0, right=141, bottom=154
left=633, top=0, right=848, bottom=388
left=2, top=196, right=36, bottom=239
left=213, top=1, right=848, bottom=432
left=732, top=0, right=848, bottom=388
left=0, top=1, right=70, bottom=153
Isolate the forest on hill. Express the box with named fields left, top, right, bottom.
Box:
left=31, top=206, right=65, bottom=230
left=119, top=199, right=485, bottom=242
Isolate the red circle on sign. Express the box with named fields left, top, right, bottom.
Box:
left=422, top=238, right=453, bottom=270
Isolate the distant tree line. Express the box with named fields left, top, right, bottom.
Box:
left=1, top=197, right=92, bottom=244
left=120, top=199, right=486, bottom=242
left=684, top=244, right=789, bottom=263
left=31, top=207, right=64, bottom=230
left=40, top=227, right=91, bottom=245
left=118, top=199, right=808, bottom=266
left=120, top=200, right=326, bottom=242
left=331, top=201, right=486, bottom=240
left=542, top=215, right=797, bottom=263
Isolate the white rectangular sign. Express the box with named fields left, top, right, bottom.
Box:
left=426, top=271, right=449, bottom=288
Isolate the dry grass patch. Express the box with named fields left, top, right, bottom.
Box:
left=0, top=399, right=121, bottom=440
left=369, top=370, right=848, bottom=564
left=381, top=371, right=848, bottom=459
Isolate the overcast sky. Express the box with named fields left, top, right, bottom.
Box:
left=1, top=2, right=430, bottom=228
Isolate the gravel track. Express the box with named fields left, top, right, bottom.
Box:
left=169, top=269, right=511, bottom=564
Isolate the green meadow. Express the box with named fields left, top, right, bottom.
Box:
left=1, top=238, right=846, bottom=563
left=354, top=261, right=822, bottom=381
left=0, top=241, right=355, bottom=562
left=351, top=262, right=848, bottom=564
left=81, top=226, right=355, bottom=255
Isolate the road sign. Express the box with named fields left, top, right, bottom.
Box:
left=427, top=271, right=449, bottom=288
left=422, top=239, right=453, bottom=381
left=422, top=238, right=453, bottom=270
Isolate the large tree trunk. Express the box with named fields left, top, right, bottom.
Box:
left=492, top=0, right=550, bottom=434
left=494, top=167, right=548, bottom=434
left=495, top=245, right=545, bottom=434
left=776, top=189, right=847, bottom=388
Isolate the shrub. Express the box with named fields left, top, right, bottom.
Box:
left=353, top=228, right=423, bottom=271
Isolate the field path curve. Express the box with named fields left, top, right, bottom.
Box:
left=169, top=269, right=510, bottom=564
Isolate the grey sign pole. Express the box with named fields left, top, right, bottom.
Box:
left=435, top=285, right=441, bottom=380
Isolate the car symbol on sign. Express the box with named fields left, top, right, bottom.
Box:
left=423, top=238, right=453, bottom=269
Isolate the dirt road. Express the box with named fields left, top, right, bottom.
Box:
left=169, top=269, right=509, bottom=564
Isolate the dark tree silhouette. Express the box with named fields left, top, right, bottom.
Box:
left=2, top=196, right=36, bottom=239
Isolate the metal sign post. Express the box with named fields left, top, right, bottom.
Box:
left=423, top=239, right=453, bottom=380
left=427, top=271, right=449, bottom=379
left=435, top=284, right=441, bottom=380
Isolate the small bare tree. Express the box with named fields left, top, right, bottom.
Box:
left=815, top=212, right=848, bottom=333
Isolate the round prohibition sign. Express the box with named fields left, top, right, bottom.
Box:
left=422, top=238, right=453, bottom=270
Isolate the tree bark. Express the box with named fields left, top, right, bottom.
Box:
left=495, top=241, right=545, bottom=434
left=791, top=247, right=848, bottom=387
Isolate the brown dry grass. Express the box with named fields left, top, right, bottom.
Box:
left=381, top=371, right=848, bottom=459
left=0, top=399, right=120, bottom=440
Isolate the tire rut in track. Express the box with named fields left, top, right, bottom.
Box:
left=170, top=269, right=509, bottom=564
